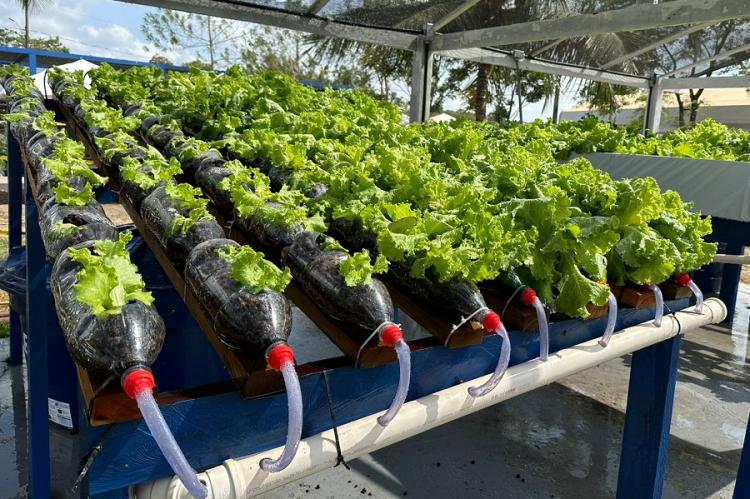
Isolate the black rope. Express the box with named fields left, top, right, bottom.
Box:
left=663, top=302, right=682, bottom=335
left=321, top=371, right=350, bottom=470
left=501, top=285, right=526, bottom=317
left=72, top=424, right=118, bottom=493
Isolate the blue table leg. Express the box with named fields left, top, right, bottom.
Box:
left=719, top=243, right=744, bottom=324
left=735, top=414, right=750, bottom=499
left=616, top=335, right=682, bottom=499
left=7, top=130, right=23, bottom=366
left=25, top=169, right=50, bottom=498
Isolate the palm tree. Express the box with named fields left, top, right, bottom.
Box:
left=13, top=0, right=49, bottom=48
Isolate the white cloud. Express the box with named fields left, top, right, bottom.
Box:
left=0, top=0, right=172, bottom=62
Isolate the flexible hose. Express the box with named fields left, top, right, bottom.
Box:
left=468, top=324, right=511, bottom=398
left=134, top=389, right=207, bottom=499
left=650, top=284, right=664, bottom=327
left=599, top=292, right=618, bottom=348
left=687, top=280, right=704, bottom=313
left=260, top=361, right=303, bottom=473
left=532, top=297, right=549, bottom=361
left=377, top=339, right=411, bottom=427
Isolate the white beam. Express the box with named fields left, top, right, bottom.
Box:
left=440, top=48, right=650, bottom=88
left=530, top=39, right=564, bottom=58
left=663, top=41, right=750, bottom=77
left=433, top=0, right=482, bottom=31
left=431, top=0, right=750, bottom=51
left=661, top=75, right=750, bottom=89
left=116, top=0, right=418, bottom=50
left=601, top=23, right=710, bottom=69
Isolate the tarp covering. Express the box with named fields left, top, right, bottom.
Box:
left=31, top=59, right=98, bottom=96
left=583, top=152, right=750, bottom=223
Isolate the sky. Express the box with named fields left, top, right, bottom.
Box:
left=0, top=0, right=580, bottom=119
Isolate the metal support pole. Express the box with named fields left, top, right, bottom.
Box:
left=719, top=243, right=743, bottom=324
left=28, top=53, right=37, bottom=75
left=26, top=165, right=50, bottom=498
left=735, top=414, right=750, bottom=499
left=512, top=50, right=525, bottom=123
left=616, top=334, right=682, bottom=498
left=409, top=24, right=434, bottom=123
left=643, top=74, right=664, bottom=135
left=7, top=129, right=23, bottom=366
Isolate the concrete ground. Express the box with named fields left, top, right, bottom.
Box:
left=0, top=287, right=748, bottom=498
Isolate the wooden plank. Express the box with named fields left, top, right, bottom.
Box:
left=482, top=290, right=540, bottom=332
left=659, top=281, right=693, bottom=300
left=385, top=281, right=484, bottom=348
left=611, top=284, right=656, bottom=309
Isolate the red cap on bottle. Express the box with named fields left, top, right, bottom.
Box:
left=676, top=274, right=691, bottom=287
left=267, top=343, right=295, bottom=371
left=483, top=310, right=502, bottom=333
left=122, top=368, right=156, bottom=399
left=520, top=287, right=537, bottom=306
left=380, top=324, right=403, bottom=348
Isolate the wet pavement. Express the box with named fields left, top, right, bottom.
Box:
left=0, top=287, right=748, bottom=499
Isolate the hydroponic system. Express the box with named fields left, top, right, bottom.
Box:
left=3, top=0, right=750, bottom=498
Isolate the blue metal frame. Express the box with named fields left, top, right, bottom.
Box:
left=707, top=217, right=749, bottom=324
left=0, top=46, right=185, bottom=72
left=735, top=414, right=750, bottom=499
left=7, top=127, right=23, bottom=366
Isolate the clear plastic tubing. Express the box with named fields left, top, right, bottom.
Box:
left=378, top=339, right=411, bottom=426
left=124, top=370, right=207, bottom=499
left=260, top=354, right=303, bottom=473
left=468, top=312, right=511, bottom=398
left=532, top=297, right=549, bottom=361
left=688, top=280, right=704, bottom=313
left=599, top=292, right=618, bottom=348
left=650, top=284, right=664, bottom=327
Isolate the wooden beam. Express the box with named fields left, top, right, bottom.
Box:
left=431, top=0, right=750, bottom=51
left=433, top=0, right=482, bottom=31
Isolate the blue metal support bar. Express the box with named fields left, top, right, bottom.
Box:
left=719, top=243, right=744, bottom=324
left=7, top=130, right=23, bottom=366
left=25, top=166, right=50, bottom=498
left=734, top=414, right=750, bottom=498
left=616, top=334, right=682, bottom=498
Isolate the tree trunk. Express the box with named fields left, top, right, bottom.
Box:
left=689, top=89, right=704, bottom=125
left=675, top=93, right=685, bottom=128
left=475, top=63, right=490, bottom=121
left=24, top=2, right=29, bottom=48
left=552, top=84, right=560, bottom=124
left=207, top=17, right=215, bottom=69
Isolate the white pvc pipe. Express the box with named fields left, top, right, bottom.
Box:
left=259, top=361, right=303, bottom=473
left=467, top=324, right=511, bottom=397
left=713, top=254, right=750, bottom=265
left=599, top=292, right=619, bottom=348
left=131, top=298, right=726, bottom=499
left=377, top=339, right=411, bottom=426
left=651, top=284, right=664, bottom=327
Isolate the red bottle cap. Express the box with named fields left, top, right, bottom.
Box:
left=122, top=368, right=156, bottom=400
left=676, top=274, right=691, bottom=287
left=267, top=343, right=295, bottom=371
left=520, top=287, right=537, bottom=306
left=380, top=324, right=403, bottom=348
left=483, top=310, right=502, bottom=333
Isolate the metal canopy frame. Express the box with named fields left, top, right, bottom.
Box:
left=114, top=0, right=750, bottom=128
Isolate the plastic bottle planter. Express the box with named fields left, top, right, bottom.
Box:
left=39, top=203, right=119, bottom=262
left=184, top=239, right=293, bottom=354
left=139, top=186, right=225, bottom=271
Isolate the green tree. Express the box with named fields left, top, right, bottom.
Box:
left=149, top=54, right=173, bottom=66
left=141, top=9, right=242, bottom=70
left=12, top=0, right=49, bottom=48
left=0, top=27, right=67, bottom=52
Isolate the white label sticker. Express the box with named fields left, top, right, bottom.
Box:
left=48, top=398, right=73, bottom=429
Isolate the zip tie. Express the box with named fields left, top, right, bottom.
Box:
left=321, top=370, right=349, bottom=470
left=444, top=306, right=490, bottom=347
left=355, top=321, right=400, bottom=367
